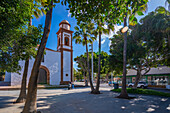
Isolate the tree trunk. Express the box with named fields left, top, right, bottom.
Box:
left=15, top=59, right=29, bottom=103
left=168, top=34, right=170, bottom=48
left=15, top=18, right=32, bottom=103
left=85, top=37, right=95, bottom=92
left=106, top=73, right=109, bottom=83
left=133, top=70, right=141, bottom=89
left=118, top=13, right=129, bottom=98
left=133, top=67, right=150, bottom=88
left=94, top=31, right=101, bottom=94
left=84, top=71, right=86, bottom=85
left=22, top=1, right=53, bottom=113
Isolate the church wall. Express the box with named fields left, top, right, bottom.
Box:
left=10, top=50, right=61, bottom=86
left=63, top=51, right=71, bottom=81
left=44, top=50, right=61, bottom=85
left=4, top=72, right=11, bottom=82
left=11, top=57, right=35, bottom=86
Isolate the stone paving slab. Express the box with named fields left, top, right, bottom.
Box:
left=0, top=87, right=170, bottom=113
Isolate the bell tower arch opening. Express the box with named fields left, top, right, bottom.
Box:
left=64, top=37, right=69, bottom=46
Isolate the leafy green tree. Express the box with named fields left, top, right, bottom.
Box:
left=15, top=0, right=47, bottom=103
left=0, top=0, right=32, bottom=72
left=0, top=0, right=45, bottom=103
left=74, top=55, right=88, bottom=86
left=155, top=3, right=170, bottom=48
left=73, top=68, right=83, bottom=82
left=110, top=8, right=169, bottom=89
left=132, top=9, right=169, bottom=87
left=75, top=51, right=112, bottom=82
left=0, top=0, right=32, bottom=48
left=15, top=25, right=43, bottom=103
left=90, top=51, right=111, bottom=81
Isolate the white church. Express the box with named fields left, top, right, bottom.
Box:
left=4, top=20, right=73, bottom=86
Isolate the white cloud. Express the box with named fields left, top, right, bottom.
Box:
left=67, top=10, right=71, bottom=17
left=73, top=61, right=78, bottom=66
left=97, top=25, right=123, bottom=46
left=101, top=39, right=106, bottom=44
left=109, top=40, right=112, bottom=47
left=114, top=25, right=123, bottom=34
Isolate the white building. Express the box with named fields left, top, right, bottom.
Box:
left=4, top=20, right=73, bottom=86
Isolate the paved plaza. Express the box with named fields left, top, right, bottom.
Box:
left=0, top=86, right=170, bottom=113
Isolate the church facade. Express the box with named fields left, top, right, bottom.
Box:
left=4, top=20, right=73, bottom=86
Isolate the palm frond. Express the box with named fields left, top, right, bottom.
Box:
left=74, top=26, right=79, bottom=31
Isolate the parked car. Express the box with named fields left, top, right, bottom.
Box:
left=128, top=82, right=148, bottom=89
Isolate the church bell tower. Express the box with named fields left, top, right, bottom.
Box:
left=56, top=20, right=73, bottom=85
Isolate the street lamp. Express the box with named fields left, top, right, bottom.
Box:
left=111, top=72, right=113, bottom=88
left=89, top=43, right=93, bottom=83
left=121, top=26, right=128, bottom=33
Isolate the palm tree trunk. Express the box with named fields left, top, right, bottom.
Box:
left=15, top=58, right=29, bottom=103
left=94, top=31, right=101, bottom=94
left=85, top=72, right=89, bottom=86
left=15, top=18, right=32, bottom=103
left=85, top=37, right=95, bottom=92
left=118, top=13, right=129, bottom=98
left=84, top=71, right=86, bottom=85
left=22, top=1, right=53, bottom=113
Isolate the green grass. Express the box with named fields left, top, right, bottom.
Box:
left=112, top=88, right=170, bottom=97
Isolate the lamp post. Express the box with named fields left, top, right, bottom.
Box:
left=89, top=43, right=93, bottom=83
left=111, top=72, right=113, bottom=88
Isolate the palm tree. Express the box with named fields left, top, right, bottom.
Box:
left=94, top=22, right=112, bottom=94
left=74, top=21, right=112, bottom=94
left=73, top=22, right=96, bottom=93
left=22, top=1, right=53, bottom=112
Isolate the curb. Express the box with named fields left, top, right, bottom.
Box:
left=0, top=85, right=85, bottom=90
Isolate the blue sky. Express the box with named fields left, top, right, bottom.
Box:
left=32, top=0, right=167, bottom=69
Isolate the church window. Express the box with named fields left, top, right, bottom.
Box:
left=65, top=37, right=69, bottom=46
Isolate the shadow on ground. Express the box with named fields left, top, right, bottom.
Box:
left=0, top=96, right=16, bottom=109
left=0, top=88, right=170, bottom=113
left=37, top=90, right=170, bottom=113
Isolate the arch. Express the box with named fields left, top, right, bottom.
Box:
left=39, top=65, right=50, bottom=84
left=64, top=37, right=69, bottom=46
